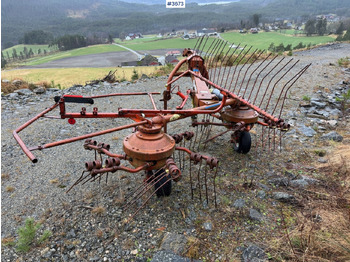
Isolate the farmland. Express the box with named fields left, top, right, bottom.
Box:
left=1, top=32, right=336, bottom=89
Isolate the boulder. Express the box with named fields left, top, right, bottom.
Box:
left=242, top=245, right=268, bottom=262
left=320, top=131, right=343, bottom=142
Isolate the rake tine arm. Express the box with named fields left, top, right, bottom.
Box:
left=28, top=121, right=147, bottom=155
left=13, top=102, right=60, bottom=163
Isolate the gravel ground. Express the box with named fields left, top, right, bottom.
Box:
left=1, top=43, right=350, bottom=261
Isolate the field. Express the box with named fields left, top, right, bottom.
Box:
left=2, top=44, right=59, bottom=56
left=2, top=32, right=336, bottom=89
left=21, top=44, right=126, bottom=66
left=221, top=31, right=335, bottom=51
left=1, top=66, right=162, bottom=88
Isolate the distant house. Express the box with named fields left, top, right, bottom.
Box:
left=250, top=28, right=258, bottom=34
left=196, top=28, right=217, bottom=37
left=183, top=34, right=190, bottom=40
left=127, top=33, right=143, bottom=40
left=165, top=55, right=179, bottom=65
left=166, top=50, right=181, bottom=56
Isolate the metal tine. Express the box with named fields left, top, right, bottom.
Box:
left=66, top=171, right=88, bottom=193
left=274, top=64, right=311, bottom=117
left=223, top=44, right=247, bottom=90
left=219, top=43, right=241, bottom=88
left=197, top=159, right=203, bottom=202
left=227, top=46, right=252, bottom=92
left=195, top=36, right=206, bottom=54
left=209, top=40, right=225, bottom=79
left=212, top=41, right=230, bottom=84
left=123, top=170, right=159, bottom=201
left=264, top=59, right=299, bottom=112
left=258, top=58, right=294, bottom=110
left=189, top=157, right=194, bottom=199
left=198, top=35, right=210, bottom=57
left=247, top=54, right=277, bottom=102
left=124, top=169, right=166, bottom=204
left=204, top=38, right=220, bottom=69
left=238, top=50, right=265, bottom=97
left=126, top=175, right=174, bottom=223
left=252, top=57, right=286, bottom=105
left=232, top=48, right=258, bottom=94
left=204, top=163, right=209, bottom=204
left=124, top=170, right=168, bottom=209
left=206, top=38, right=221, bottom=71
left=193, top=36, right=203, bottom=51
left=212, top=165, right=218, bottom=208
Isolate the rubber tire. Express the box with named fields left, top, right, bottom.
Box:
left=154, top=169, right=172, bottom=197
left=233, top=131, right=251, bottom=154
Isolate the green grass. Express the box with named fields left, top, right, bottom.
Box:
left=221, top=31, right=335, bottom=51
left=2, top=44, right=58, bottom=56
left=23, top=44, right=125, bottom=66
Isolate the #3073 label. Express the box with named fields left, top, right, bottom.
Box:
left=166, top=0, right=185, bottom=8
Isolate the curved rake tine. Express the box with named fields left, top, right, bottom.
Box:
left=259, top=58, right=294, bottom=110
left=239, top=50, right=265, bottom=97
left=227, top=45, right=251, bottom=92
left=66, top=170, right=88, bottom=193
left=126, top=175, right=174, bottom=223
left=124, top=171, right=158, bottom=201
left=220, top=43, right=241, bottom=88
left=274, top=64, right=311, bottom=117
left=124, top=169, right=166, bottom=202
left=193, top=36, right=203, bottom=51
left=252, top=57, right=286, bottom=105
left=232, top=48, right=258, bottom=94
left=247, top=54, right=277, bottom=102
left=123, top=170, right=168, bottom=208
left=223, top=44, right=246, bottom=90
left=198, top=35, right=210, bottom=56
left=209, top=40, right=225, bottom=78
left=212, top=41, right=230, bottom=84
left=204, top=38, right=220, bottom=69
left=264, top=59, right=299, bottom=112
left=195, top=36, right=206, bottom=53
left=197, top=159, right=203, bottom=202
left=213, top=165, right=218, bottom=208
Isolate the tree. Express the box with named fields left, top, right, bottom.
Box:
left=23, top=30, right=53, bottom=44
left=304, top=19, right=316, bottom=36
left=108, top=34, right=114, bottom=44
left=336, top=22, right=345, bottom=35
left=119, top=32, right=126, bottom=41
left=1, top=52, right=7, bottom=68
left=12, top=48, right=18, bottom=60
left=316, top=18, right=327, bottom=36
left=252, top=14, right=260, bottom=27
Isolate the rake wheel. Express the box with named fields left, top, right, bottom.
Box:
left=233, top=131, right=251, bottom=154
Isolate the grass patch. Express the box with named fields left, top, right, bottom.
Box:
left=1, top=66, right=160, bottom=89
left=2, top=44, right=58, bottom=56
left=221, top=31, right=335, bottom=51
left=22, top=44, right=125, bottom=66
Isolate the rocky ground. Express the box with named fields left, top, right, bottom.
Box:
left=1, top=43, right=350, bottom=261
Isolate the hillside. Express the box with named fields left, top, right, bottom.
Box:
left=2, top=0, right=350, bottom=48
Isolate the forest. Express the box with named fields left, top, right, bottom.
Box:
left=2, top=0, right=350, bottom=48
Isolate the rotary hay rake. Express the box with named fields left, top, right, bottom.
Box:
left=13, top=36, right=310, bottom=219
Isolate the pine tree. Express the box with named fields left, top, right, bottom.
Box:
left=1, top=51, right=7, bottom=68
